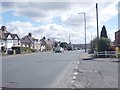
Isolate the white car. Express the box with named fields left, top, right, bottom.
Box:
left=55, top=47, right=64, bottom=53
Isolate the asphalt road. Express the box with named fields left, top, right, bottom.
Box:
left=2, top=50, right=82, bottom=88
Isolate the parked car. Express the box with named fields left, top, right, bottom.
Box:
left=73, top=47, right=78, bottom=50
left=7, top=48, right=13, bottom=54
left=55, top=47, right=64, bottom=53
left=88, top=49, right=94, bottom=54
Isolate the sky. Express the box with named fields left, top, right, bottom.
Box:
left=0, top=0, right=119, bottom=44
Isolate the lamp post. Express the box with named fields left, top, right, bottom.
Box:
left=78, top=12, right=87, bottom=52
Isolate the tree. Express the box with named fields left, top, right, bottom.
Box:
left=100, top=25, right=108, bottom=38
left=90, top=37, right=98, bottom=51
left=97, top=38, right=111, bottom=51
left=60, top=42, right=68, bottom=49
left=90, top=25, right=110, bottom=52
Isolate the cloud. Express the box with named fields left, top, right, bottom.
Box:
left=2, top=1, right=119, bottom=43
left=5, top=21, right=86, bottom=43
left=99, top=2, right=118, bottom=23
left=107, top=29, right=117, bottom=41
left=63, top=13, right=84, bottom=27
left=29, top=2, right=70, bottom=10
left=2, top=2, right=15, bottom=8
left=2, top=2, right=118, bottom=24
left=6, top=21, right=39, bottom=37
left=2, top=2, right=71, bottom=22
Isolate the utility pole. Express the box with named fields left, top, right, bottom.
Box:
left=91, top=32, right=92, bottom=50
left=96, top=3, right=99, bottom=40
left=84, top=13, right=87, bottom=52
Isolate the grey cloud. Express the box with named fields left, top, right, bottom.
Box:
left=2, top=2, right=71, bottom=12
left=2, top=2, right=15, bottom=8
left=28, top=2, right=70, bottom=11
left=17, top=9, right=47, bottom=18
left=99, top=2, right=113, bottom=8
left=33, top=27, right=44, bottom=34
left=2, top=2, right=71, bottom=22
left=63, top=14, right=84, bottom=27
left=7, top=25, right=18, bottom=32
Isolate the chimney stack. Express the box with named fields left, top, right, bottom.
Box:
left=28, top=33, right=32, bottom=37
left=43, top=37, right=46, bottom=40
left=1, top=26, right=6, bottom=32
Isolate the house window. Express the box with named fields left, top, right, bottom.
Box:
left=7, top=40, right=12, bottom=43
left=0, top=40, right=3, bottom=45
left=14, top=40, right=18, bottom=44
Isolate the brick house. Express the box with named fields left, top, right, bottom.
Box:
left=20, top=33, right=41, bottom=51
left=115, top=30, right=120, bottom=46
left=40, top=37, right=53, bottom=52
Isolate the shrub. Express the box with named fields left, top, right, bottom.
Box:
left=116, top=50, right=120, bottom=59
left=97, top=37, right=111, bottom=52
left=31, top=49, right=36, bottom=52
left=20, top=47, right=31, bottom=53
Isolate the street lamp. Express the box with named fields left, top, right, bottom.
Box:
left=78, top=12, right=87, bottom=52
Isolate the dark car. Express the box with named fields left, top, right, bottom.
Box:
left=7, top=48, right=13, bottom=54
left=67, top=46, right=73, bottom=51
left=88, top=49, right=94, bottom=54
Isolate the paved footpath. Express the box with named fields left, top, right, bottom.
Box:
left=58, top=53, right=119, bottom=88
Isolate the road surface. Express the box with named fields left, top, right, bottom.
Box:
left=2, top=50, right=82, bottom=88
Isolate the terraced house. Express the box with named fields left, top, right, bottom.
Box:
left=20, top=33, right=41, bottom=51
left=40, top=37, right=53, bottom=52
left=115, top=30, right=120, bottom=46
left=0, top=26, right=20, bottom=53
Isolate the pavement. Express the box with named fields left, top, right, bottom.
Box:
left=58, top=52, right=119, bottom=88
left=81, top=53, right=120, bottom=62
left=80, top=53, right=94, bottom=60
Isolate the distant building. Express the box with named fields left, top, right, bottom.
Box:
left=74, top=43, right=90, bottom=50
left=115, top=30, right=120, bottom=46
left=20, top=33, right=40, bottom=51
left=40, top=37, right=53, bottom=52
left=0, top=26, right=20, bottom=52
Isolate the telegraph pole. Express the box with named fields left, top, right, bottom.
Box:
left=84, top=13, right=87, bottom=52
left=96, top=3, right=99, bottom=40
left=91, top=32, right=93, bottom=50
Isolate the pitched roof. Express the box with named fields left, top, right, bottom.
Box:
left=21, top=35, right=32, bottom=44
left=1, top=33, right=20, bottom=40
left=0, top=26, right=20, bottom=40
left=115, top=30, right=120, bottom=33
left=40, top=38, right=53, bottom=46
left=29, top=36, right=38, bottom=42
left=4, top=33, right=10, bottom=39
left=11, top=34, right=20, bottom=40
left=21, top=35, right=38, bottom=45
left=40, top=38, right=46, bottom=45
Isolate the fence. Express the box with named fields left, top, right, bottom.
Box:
left=94, top=51, right=117, bottom=57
